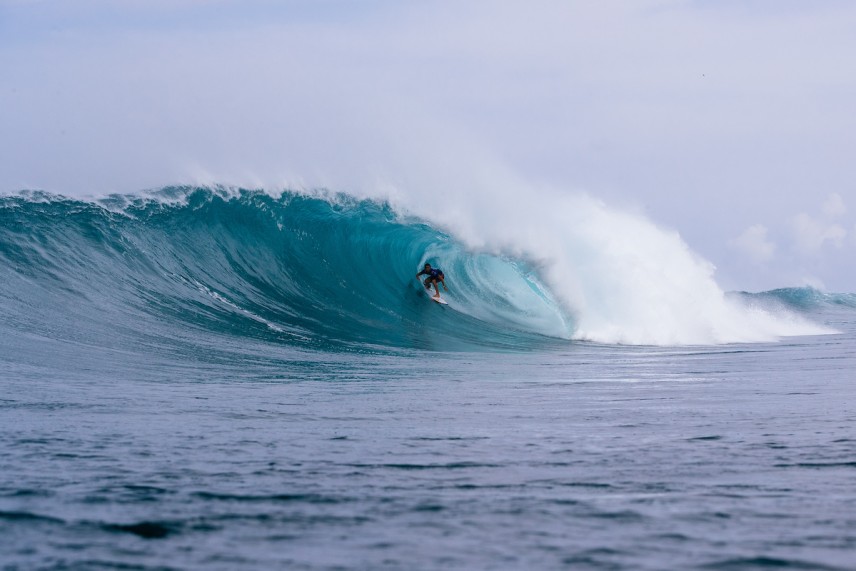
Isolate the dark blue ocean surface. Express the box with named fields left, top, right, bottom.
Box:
left=2, top=189, right=855, bottom=570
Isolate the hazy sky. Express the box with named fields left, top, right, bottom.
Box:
left=1, top=0, right=854, bottom=291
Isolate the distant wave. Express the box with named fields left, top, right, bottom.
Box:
left=0, top=187, right=841, bottom=352
left=732, top=288, right=856, bottom=311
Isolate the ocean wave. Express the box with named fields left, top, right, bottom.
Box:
left=0, top=187, right=569, bottom=352
left=733, top=288, right=856, bottom=311
left=0, top=187, right=841, bottom=351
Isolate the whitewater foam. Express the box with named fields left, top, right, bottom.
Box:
left=372, top=181, right=832, bottom=345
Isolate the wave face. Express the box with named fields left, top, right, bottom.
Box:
left=0, top=188, right=571, bottom=352
left=0, top=187, right=843, bottom=352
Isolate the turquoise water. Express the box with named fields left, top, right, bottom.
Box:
left=2, top=189, right=855, bottom=570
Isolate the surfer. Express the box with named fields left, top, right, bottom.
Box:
left=416, top=263, right=447, bottom=299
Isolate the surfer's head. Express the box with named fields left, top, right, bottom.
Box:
left=424, top=263, right=431, bottom=270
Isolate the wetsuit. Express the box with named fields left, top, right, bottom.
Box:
left=417, top=268, right=444, bottom=285
left=418, top=268, right=444, bottom=280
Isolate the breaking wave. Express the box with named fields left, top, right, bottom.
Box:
left=0, top=187, right=839, bottom=352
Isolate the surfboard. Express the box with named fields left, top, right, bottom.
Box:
left=431, top=295, right=448, bottom=305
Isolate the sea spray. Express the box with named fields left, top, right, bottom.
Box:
left=382, top=182, right=832, bottom=345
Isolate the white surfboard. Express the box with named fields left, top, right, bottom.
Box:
left=431, top=295, right=448, bottom=305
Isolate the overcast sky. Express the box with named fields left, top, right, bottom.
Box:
left=1, top=0, right=854, bottom=291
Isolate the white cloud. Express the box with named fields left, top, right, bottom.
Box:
left=821, top=192, right=847, bottom=219
left=790, top=193, right=851, bottom=257
left=792, top=213, right=847, bottom=255
left=730, top=224, right=775, bottom=263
